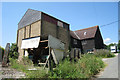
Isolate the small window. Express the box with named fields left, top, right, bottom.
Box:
left=84, top=32, right=87, bottom=35
left=73, top=39, right=77, bottom=44
left=82, top=40, right=87, bottom=45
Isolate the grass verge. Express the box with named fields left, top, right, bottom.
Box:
left=9, top=57, right=47, bottom=78
left=93, top=49, right=115, bottom=58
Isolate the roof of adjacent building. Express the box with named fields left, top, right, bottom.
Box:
left=71, top=25, right=99, bottom=40
left=70, top=31, right=79, bottom=39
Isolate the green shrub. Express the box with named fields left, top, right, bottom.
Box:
left=94, top=49, right=115, bottom=58
left=9, top=58, right=27, bottom=71
left=9, top=57, right=33, bottom=71
left=49, top=54, right=105, bottom=78
left=26, top=70, right=47, bottom=78
left=20, top=56, right=33, bottom=66
left=9, top=43, right=19, bottom=59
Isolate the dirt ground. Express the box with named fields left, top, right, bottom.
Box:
left=0, top=62, right=26, bottom=79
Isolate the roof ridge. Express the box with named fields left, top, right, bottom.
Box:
left=74, top=25, right=98, bottom=32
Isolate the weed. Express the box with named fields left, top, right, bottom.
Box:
left=94, top=49, right=115, bottom=58
left=49, top=54, right=105, bottom=78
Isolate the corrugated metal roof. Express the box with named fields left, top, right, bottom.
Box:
left=74, top=25, right=99, bottom=40
left=18, top=9, right=41, bottom=29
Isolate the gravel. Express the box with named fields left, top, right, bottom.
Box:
left=0, top=62, right=26, bottom=79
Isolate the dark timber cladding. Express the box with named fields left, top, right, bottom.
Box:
left=74, top=25, right=104, bottom=52
left=70, top=31, right=82, bottom=48
left=17, top=9, right=70, bottom=61
left=41, top=12, right=70, bottom=56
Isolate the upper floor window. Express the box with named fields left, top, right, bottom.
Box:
left=82, top=40, right=87, bottom=45
left=74, top=39, right=77, bottom=45
left=84, top=32, right=87, bottom=35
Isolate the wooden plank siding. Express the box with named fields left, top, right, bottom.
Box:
left=17, top=9, right=70, bottom=60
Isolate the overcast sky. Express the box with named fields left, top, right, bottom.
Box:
left=1, top=2, right=118, bottom=48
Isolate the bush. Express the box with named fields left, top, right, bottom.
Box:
left=10, top=57, right=33, bottom=71
left=9, top=58, right=27, bottom=72
left=49, top=54, right=105, bottom=78
left=94, top=49, right=115, bottom=58
left=20, top=56, right=33, bottom=66
left=26, top=70, right=47, bottom=78
left=9, top=43, right=19, bottom=59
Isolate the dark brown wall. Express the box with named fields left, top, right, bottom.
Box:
left=70, top=36, right=82, bottom=48
left=81, top=27, right=104, bottom=53
left=42, top=13, right=70, bottom=56
left=94, top=28, right=104, bottom=49
left=81, top=39, right=95, bottom=52
left=70, top=36, right=83, bottom=53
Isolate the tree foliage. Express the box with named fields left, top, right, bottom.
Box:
left=9, top=43, right=19, bottom=59
left=107, top=43, right=117, bottom=50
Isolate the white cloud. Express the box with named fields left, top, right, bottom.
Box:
left=104, top=38, right=111, bottom=43
left=104, top=38, right=118, bottom=45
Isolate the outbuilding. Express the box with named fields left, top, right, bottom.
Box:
left=73, top=25, right=104, bottom=53
left=17, top=9, right=70, bottom=64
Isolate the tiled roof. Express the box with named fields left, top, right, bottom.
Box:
left=74, top=25, right=99, bottom=40
left=70, top=31, right=79, bottom=39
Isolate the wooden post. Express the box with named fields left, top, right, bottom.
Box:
left=48, top=47, right=52, bottom=71
left=2, top=43, right=10, bottom=67
left=78, top=49, right=79, bottom=58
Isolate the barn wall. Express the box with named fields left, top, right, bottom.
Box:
left=58, top=26, right=70, bottom=56
left=25, top=25, right=30, bottom=38
left=42, top=20, right=57, bottom=38
left=95, top=28, right=104, bottom=49
left=30, top=21, right=41, bottom=37
left=17, top=28, right=25, bottom=61
left=71, top=37, right=82, bottom=48
left=42, top=12, right=70, bottom=56
left=17, top=20, right=41, bottom=61
left=81, top=39, right=95, bottom=52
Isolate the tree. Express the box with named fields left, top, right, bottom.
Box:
left=9, top=43, right=19, bottom=59
left=107, top=43, right=117, bottom=50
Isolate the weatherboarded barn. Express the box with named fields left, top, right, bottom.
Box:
left=17, top=9, right=70, bottom=61
left=74, top=25, right=104, bottom=52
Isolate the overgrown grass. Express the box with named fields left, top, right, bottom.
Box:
left=10, top=49, right=112, bottom=78
left=9, top=57, right=47, bottom=78
left=93, top=49, right=115, bottom=58
left=49, top=54, right=105, bottom=78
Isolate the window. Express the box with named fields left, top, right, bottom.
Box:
left=84, top=32, right=87, bottom=35
left=73, top=39, right=77, bottom=44
left=82, top=40, right=87, bottom=45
